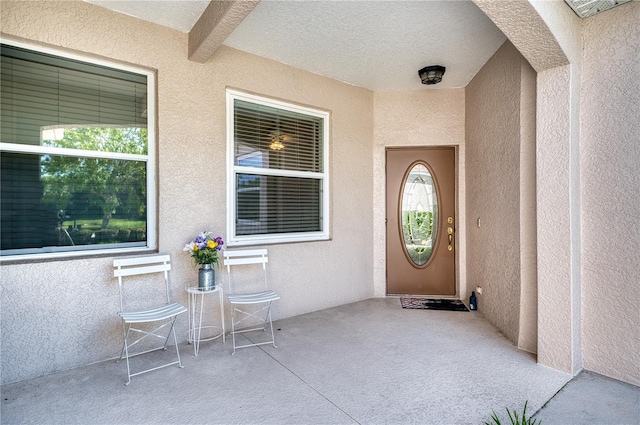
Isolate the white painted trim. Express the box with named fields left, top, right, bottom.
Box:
left=225, top=89, right=330, bottom=246
left=0, top=38, right=158, bottom=259
left=0, top=244, right=150, bottom=262
left=226, top=90, right=236, bottom=245
left=1, top=38, right=153, bottom=76
left=233, top=165, right=325, bottom=180
left=0, top=143, right=149, bottom=162
left=145, top=70, right=158, bottom=252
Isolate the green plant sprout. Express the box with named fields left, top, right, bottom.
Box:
left=485, top=401, right=540, bottom=425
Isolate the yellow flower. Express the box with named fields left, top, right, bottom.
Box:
left=193, top=245, right=199, bottom=251
left=208, top=240, right=218, bottom=249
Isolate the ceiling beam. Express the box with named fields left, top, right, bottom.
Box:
left=188, top=0, right=260, bottom=63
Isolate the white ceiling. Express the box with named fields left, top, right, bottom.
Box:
left=85, top=0, right=210, bottom=33
left=84, top=0, right=508, bottom=91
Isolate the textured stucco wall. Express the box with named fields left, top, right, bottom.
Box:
left=475, top=0, right=583, bottom=376
left=466, top=41, right=532, bottom=346
left=580, top=1, right=640, bottom=386
left=372, top=89, right=466, bottom=297
left=0, top=0, right=374, bottom=384
left=530, top=0, right=585, bottom=378
left=518, top=61, right=538, bottom=354
left=536, top=65, right=575, bottom=373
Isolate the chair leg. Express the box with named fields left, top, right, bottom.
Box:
left=120, top=324, right=133, bottom=386
left=231, top=306, right=237, bottom=355
left=229, top=302, right=277, bottom=353
left=169, top=317, right=183, bottom=369
left=118, top=317, right=183, bottom=385
left=266, top=306, right=277, bottom=349
left=163, top=318, right=174, bottom=350
left=118, top=322, right=129, bottom=362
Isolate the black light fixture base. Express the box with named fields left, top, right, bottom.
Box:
left=418, top=65, right=446, bottom=85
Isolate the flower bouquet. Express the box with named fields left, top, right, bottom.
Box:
left=183, top=231, right=224, bottom=266
left=183, top=231, right=224, bottom=290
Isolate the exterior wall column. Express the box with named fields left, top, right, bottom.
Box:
left=536, top=65, right=581, bottom=374
left=472, top=0, right=582, bottom=375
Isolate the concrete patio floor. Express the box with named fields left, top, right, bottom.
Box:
left=2, top=298, right=638, bottom=424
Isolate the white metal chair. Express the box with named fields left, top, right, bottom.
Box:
left=224, top=249, right=280, bottom=354
left=113, top=254, right=187, bottom=385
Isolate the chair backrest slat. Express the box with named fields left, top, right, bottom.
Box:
left=113, top=255, right=172, bottom=312
left=114, top=263, right=171, bottom=278
left=224, top=249, right=269, bottom=294
left=223, top=257, right=268, bottom=266
left=223, top=249, right=268, bottom=267
left=114, top=254, right=171, bottom=268
left=223, top=249, right=266, bottom=258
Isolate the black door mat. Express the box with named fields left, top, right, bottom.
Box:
left=400, top=297, right=469, bottom=311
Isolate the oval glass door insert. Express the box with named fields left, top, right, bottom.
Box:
left=401, top=163, right=438, bottom=266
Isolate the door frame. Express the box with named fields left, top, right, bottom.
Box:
left=380, top=145, right=465, bottom=299
left=385, top=147, right=456, bottom=295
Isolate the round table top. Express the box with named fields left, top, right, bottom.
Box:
left=185, top=285, right=222, bottom=294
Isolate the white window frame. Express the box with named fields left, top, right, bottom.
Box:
left=226, top=89, right=330, bottom=246
left=0, top=38, right=157, bottom=261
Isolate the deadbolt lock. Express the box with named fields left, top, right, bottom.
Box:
left=447, top=227, right=453, bottom=234
left=447, top=216, right=453, bottom=224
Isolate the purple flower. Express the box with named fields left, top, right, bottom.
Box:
left=184, top=231, right=225, bottom=265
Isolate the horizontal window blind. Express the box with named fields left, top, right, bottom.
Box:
left=1, top=43, right=151, bottom=258
left=1, top=45, right=147, bottom=149
left=236, top=174, right=321, bottom=236
left=234, top=99, right=323, bottom=173
left=229, top=91, right=329, bottom=244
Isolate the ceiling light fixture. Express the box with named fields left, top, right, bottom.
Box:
left=269, top=133, right=286, bottom=151
left=269, top=139, right=285, bottom=151
left=418, top=65, right=446, bottom=85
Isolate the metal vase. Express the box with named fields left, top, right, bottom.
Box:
left=198, top=264, right=215, bottom=290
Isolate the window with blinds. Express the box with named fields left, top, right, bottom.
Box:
left=227, top=90, right=330, bottom=245
left=0, top=42, right=155, bottom=260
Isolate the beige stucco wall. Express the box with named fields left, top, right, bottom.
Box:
left=465, top=41, right=536, bottom=347
left=372, top=89, right=466, bottom=298
left=580, top=1, right=640, bottom=386
left=536, top=64, right=577, bottom=373
left=474, top=0, right=584, bottom=376
left=0, top=0, right=374, bottom=384
left=476, top=0, right=639, bottom=385
left=531, top=0, right=585, bottom=378
left=518, top=61, right=538, bottom=354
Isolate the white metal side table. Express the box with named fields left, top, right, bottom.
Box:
left=186, top=285, right=225, bottom=356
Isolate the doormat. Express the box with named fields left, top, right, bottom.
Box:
left=400, top=297, right=469, bottom=312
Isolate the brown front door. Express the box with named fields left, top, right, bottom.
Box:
left=386, top=147, right=455, bottom=295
